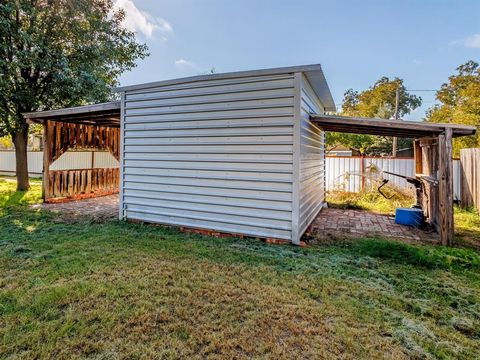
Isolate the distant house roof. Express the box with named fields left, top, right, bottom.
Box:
left=114, top=64, right=337, bottom=112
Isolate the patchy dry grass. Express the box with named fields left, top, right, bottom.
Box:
left=0, top=178, right=479, bottom=359
left=327, top=188, right=415, bottom=215
left=455, top=207, right=480, bottom=249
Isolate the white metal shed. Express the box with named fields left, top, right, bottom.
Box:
left=116, top=64, right=336, bottom=244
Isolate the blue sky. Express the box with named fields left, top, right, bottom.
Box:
left=116, top=0, right=480, bottom=120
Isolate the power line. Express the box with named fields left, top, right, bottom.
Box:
left=406, top=89, right=437, bottom=92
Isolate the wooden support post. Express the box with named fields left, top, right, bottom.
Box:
left=360, top=156, right=365, bottom=191
left=42, top=120, right=53, bottom=201
left=438, top=128, right=454, bottom=246
left=413, top=140, right=422, bottom=175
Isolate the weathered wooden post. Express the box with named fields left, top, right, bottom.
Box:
left=42, top=120, right=53, bottom=201
left=438, top=128, right=454, bottom=246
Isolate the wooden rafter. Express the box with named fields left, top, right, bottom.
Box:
left=46, top=121, right=120, bottom=163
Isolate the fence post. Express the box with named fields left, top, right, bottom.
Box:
left=360, top=156, right=365, bottom=191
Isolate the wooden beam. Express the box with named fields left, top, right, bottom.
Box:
left=413, top=140, right=423, bottom=175
left=438, top=128, right=454, bottom=246
left=42, top=120, right=53, bottom=201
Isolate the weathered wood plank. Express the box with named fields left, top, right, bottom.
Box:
left=460, top=148, right=480, bottom=211
left=438, top=129, right=454, bottom=246
left=414, top=140, right=422, bottom=175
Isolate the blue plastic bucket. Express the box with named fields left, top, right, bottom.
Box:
left=395, top=208, right=423, bottom=227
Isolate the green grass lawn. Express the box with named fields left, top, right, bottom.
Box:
left=1, top=179, right=479, bottom=359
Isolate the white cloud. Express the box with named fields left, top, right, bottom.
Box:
left=464, top=34, right=480, bottom=48
left=174, top=58, right=201, bottom=70
left=450, top=34, right=480, bottom=49
left=113, top=0, right=172, bottom=39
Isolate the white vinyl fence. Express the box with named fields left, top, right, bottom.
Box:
left=326, top=156, right=462, bottom=201
left=0, top=150, right=119, bottom=177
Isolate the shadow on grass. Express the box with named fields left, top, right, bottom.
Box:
left=342, top=238, right=480, bottom=271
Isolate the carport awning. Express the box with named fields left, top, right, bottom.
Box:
left=310, top=114, right=476, bottom=138
left=23, top=101, right=120, bottom=128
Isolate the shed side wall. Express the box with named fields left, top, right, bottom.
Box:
left=120, top=73, right=295, bottom=240
left=297, top=74, right=326, bottom=239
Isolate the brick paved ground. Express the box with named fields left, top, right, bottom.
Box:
left=308, top=208, right=439, bottom=244
left=32, top=194, right=119, bottom=222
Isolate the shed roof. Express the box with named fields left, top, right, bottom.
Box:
left=114, top=64, right=337, bottom=112
left=311, top=114, right=477, bottom=138
left=23, top=101, right=120, bottom=127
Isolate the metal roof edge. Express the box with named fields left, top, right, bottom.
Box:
left=113, top=64, right=323, bottom=93
left=311, top=114, right=477, bottom=137
left=22, top=101, right=120, bottom=119
left=302, top=65, right=336, bottom=112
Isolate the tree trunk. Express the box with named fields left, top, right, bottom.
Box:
left=12, top=126, right=30, bottom=191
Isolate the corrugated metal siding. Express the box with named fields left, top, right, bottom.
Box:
left=297, top=75, right=325, bottom=238
left=120, top=73, right=296, bottom=240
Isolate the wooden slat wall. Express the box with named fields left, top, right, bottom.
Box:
left=43, top=120, right=120, bottom=201
left=460, top=148, right=480, bottom=211
left=419, top=138, right=439, bottom=230
left=48, top=122, right=120, bottom=162
left=46, top=168, right=119, bottom=199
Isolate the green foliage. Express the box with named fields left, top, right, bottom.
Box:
left=327, top=77, right=422, bottom=155
left=0, top=0, right=148, bottom=132
left=0, top=135, right=13, bottom=149
left=426, top=60, right=480, bottom=156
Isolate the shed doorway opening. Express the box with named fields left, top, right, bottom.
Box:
left=24, top=102, right=121, bottom=202
left=311, top=113, right=476, bottom=246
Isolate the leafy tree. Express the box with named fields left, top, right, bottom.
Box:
left=0, top=0, right=148, bottom=190
left=327, top=77, right=422, bottom=155
left=426, top=60, right=480, bottom=156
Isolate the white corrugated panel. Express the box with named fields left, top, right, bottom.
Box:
left=326, top=157, right=462, bottom=200
left=296, top=75, right=326, bottom=240
left=367, top=158, right=415, bottom=189
left=0, top=151, right=43, bottom=176
left=326, top=157, right=362, bottom=192
left=120, top=72, right=296, bottom=240
left=49, top=151, right=119, bottom=171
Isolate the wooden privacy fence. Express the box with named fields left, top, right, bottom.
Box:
left=460, top=148, right=480, bottom=211
left=46, top=168, right=119, bottom=199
